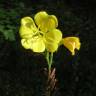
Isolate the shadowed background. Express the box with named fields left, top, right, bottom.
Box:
left=0, top=0, right=96, bottom=96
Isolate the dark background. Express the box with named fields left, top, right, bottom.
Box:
left=0, top=0, right=96, bottom=96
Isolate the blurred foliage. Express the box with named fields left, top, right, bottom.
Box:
left=0, top=7, right=20, bottom=41
left=0, top=24, right=15, bottom=41
left=0, top=9, right=15, bottom=41
left=0, top=1, right=34, bottom=42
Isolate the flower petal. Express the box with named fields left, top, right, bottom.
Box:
left=45, top=29, right=62, bottom=52
left=32, top=37, right=45, bottom=52
left=19, top=17, right=37, bottom=39
left=45, top=29, right=62, bottom=43
left=34, top=11, right=58, bottom=32
left=62, top=37, right=81, bottom=55
left=46, top=15, right=58, bottom=30
left=45, top=42, right=58, bottom=52
left=21, top=37, right=45, bottom=52
left=21, top=39, right=32, bottom=49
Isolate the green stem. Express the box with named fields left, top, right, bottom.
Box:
left=46, top=52, right=53, bottom=73
left=50, top=52, right=53, bottom=66
left=46, top=51, right=53, bottom=70
left=45, top=51, right=54, bottom=96
left=48, top=52, right=53, bottom=73
left=46, top=51, right=49, bottom=65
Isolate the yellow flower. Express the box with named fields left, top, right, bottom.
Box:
left=62, top=37, right=81, bottom=55
left=19, top=11, right=81, bottom=55
left=19, top=11, right=62, bottom=52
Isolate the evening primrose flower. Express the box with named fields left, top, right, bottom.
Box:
left=19, top=11, right=62, bottom=52
left=19, top=11, right=81, bottom=55
left=61, top=37, right=81, bottom=55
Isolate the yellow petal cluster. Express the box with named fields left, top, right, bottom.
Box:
left=19, top=11, right=81, bottom=55
left=19, top=11, right=62, bottom=52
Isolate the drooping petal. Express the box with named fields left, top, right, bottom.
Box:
left=31, top=36, right=45, bottom=52
left=19, top=17, right=38, bottom=39
left=34, top=11, right=58, bottom=32
left=62, top=37, right=81, bottom=55
left=45, top=29, right=62, bottom=43
left=21, top=39, right=32, bottom=49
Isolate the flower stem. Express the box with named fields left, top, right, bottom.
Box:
left=46, top=51, right=50, bottom=65
left=45, top=51, right=54, bottom=96
left=46, top=52, right=53, bottom=74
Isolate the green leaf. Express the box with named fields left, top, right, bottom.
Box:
left=3, top=30, right=16, bottom=41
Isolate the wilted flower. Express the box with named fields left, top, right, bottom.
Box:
left=62, top=37, right=81, bottom=55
